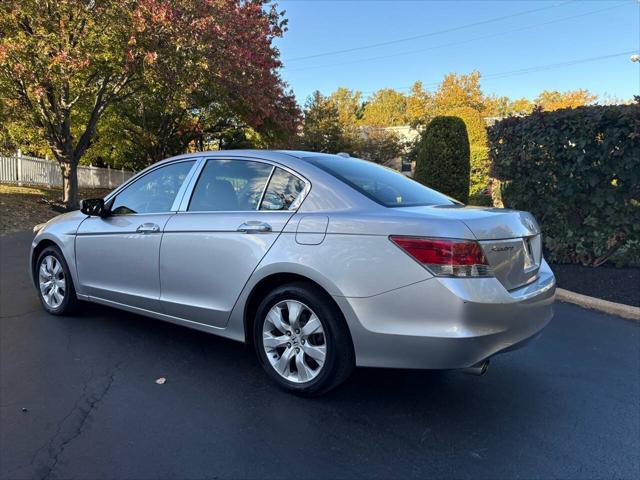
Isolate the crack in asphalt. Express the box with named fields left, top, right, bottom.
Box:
left=40, top=363, right=122, bottom=480
left=4, top=362, right=124, bottom=480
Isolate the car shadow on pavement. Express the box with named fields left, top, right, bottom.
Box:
left=73, top=300, right=557, bottom=422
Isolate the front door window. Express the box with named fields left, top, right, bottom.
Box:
left=111, top=161, right=195, bottom=215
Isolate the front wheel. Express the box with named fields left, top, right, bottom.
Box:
left=36, top=246, right=79, bottom=315
left=253, top=282, right=354, bottom=396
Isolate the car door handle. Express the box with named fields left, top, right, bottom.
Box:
left=136, top=223, right=160, bottom=234
left=237, top=221, right=272, bottom=234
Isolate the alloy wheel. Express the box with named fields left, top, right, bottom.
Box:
left=39, top=255, right=66, bottom=309
left=262, top=300, right=327, bottom=383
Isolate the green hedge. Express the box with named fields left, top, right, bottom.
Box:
left=489, top=103, right=640, bottom=266
left=413, top=116, right=470, bottom=203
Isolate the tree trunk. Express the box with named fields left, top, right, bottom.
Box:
left=61, top=160, right=79, bottom=210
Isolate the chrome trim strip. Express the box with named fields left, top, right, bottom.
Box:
left=257, top=166, right=276, bottom=210
left=289, top=180, right=312, bottom=211
left=509, top=268, right=556, bottom=301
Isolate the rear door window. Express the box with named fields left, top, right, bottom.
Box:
left=260, top=168, right=306, bottom=211
left=188, top=159, right=273, bottom=211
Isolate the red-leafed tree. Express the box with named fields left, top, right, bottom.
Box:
left=0, top=0, right=299, bottom=208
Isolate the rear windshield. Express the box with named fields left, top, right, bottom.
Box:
left=302, top=155, right=456, bottom=207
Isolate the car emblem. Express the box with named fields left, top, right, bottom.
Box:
left=491, top=245, right=513, bottom=252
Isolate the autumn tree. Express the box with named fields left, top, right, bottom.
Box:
left=0, top=0, right=298, bottom=208
left=482, top=95, right=510, bottom=118
left=434, top=71, right=486, bottom=114
left=0, top=0, right=145, bottom=206
left=406, top=81, right=435, bottom=125
left=98, top=0, right=299, bottom=167
left=328, top=87, right=362, bottom=129
left=360, top=88, right=409, bottom=127
left=325, top=87, right=363, bottom=148
left=535, top=89, right=598, bottom=111
left=508, top=97, right=535, bottom=115
left=298, top=91, right=346, bottom=153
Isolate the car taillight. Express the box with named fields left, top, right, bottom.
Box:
left=390, top=236, right=493, bottom=278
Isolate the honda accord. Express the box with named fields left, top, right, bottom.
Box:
left=30, top=150, right=555, bottom=395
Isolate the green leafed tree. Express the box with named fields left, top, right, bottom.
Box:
left=298, top=91, right=346, bottom=153
left=412, top=116, right=471, bottom=203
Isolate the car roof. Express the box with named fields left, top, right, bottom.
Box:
left=162, top=149, right=334, bottom=162
left=151, top=150, right=341, bottom=177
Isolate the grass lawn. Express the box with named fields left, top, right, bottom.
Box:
left=0, top=183, right=112, bottom=234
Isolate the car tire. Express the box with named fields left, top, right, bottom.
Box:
left=35, top=245, right=79, bottom=315
left=253, top=282, right=355, bottom=396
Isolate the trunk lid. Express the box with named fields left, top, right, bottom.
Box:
left=398, top=205, right=542, bottom=290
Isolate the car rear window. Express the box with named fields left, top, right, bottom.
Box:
left=302, top=155, right=455, bottom=207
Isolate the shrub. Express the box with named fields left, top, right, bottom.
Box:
left=413, top=116, right=470, bottom=203
left=448, top=106, right=487, bottom=145
left=448, top=107, right=490, bottom=196
left=470, top=144, right=489, bottom=196
left=489, top=103, right=640, bottom=266
left=468, top=192, right=493, bottom=207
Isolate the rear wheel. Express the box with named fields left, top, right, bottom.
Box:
left=253, top=282, right=354, bottom=396
left=36, top=246, right=79, bottom=315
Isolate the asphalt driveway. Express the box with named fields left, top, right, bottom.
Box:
left=1, top=231, right=639, bottom=480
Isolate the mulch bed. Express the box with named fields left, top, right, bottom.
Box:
left=550, top=263, right=640, bottom=307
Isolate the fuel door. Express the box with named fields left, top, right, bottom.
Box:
left=295, top=215, right=329, bottom=245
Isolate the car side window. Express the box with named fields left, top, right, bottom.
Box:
left=188, top=159, right=273, bottom=212
left=110, top=161, right=195, bottom=215
left=260, top=168, right=306, bottom=211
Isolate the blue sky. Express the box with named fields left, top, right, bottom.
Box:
left=274, top=0, right=640, bottom=104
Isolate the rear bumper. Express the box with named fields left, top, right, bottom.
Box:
left=334, top=260, right=555, bottom=369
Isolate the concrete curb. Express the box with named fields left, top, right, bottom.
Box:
left=556, top=288, right=640, bottom=321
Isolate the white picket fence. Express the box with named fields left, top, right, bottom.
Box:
left=0, top=152, right=136, bottom=189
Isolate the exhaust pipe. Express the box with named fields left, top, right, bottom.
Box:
left=462, top=359, right=490, bottom=376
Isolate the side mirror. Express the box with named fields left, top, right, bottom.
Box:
left=80, top=198, right=108, bottom=217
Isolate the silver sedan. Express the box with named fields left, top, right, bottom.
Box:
left=30, top=150, right=555, bottom=396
